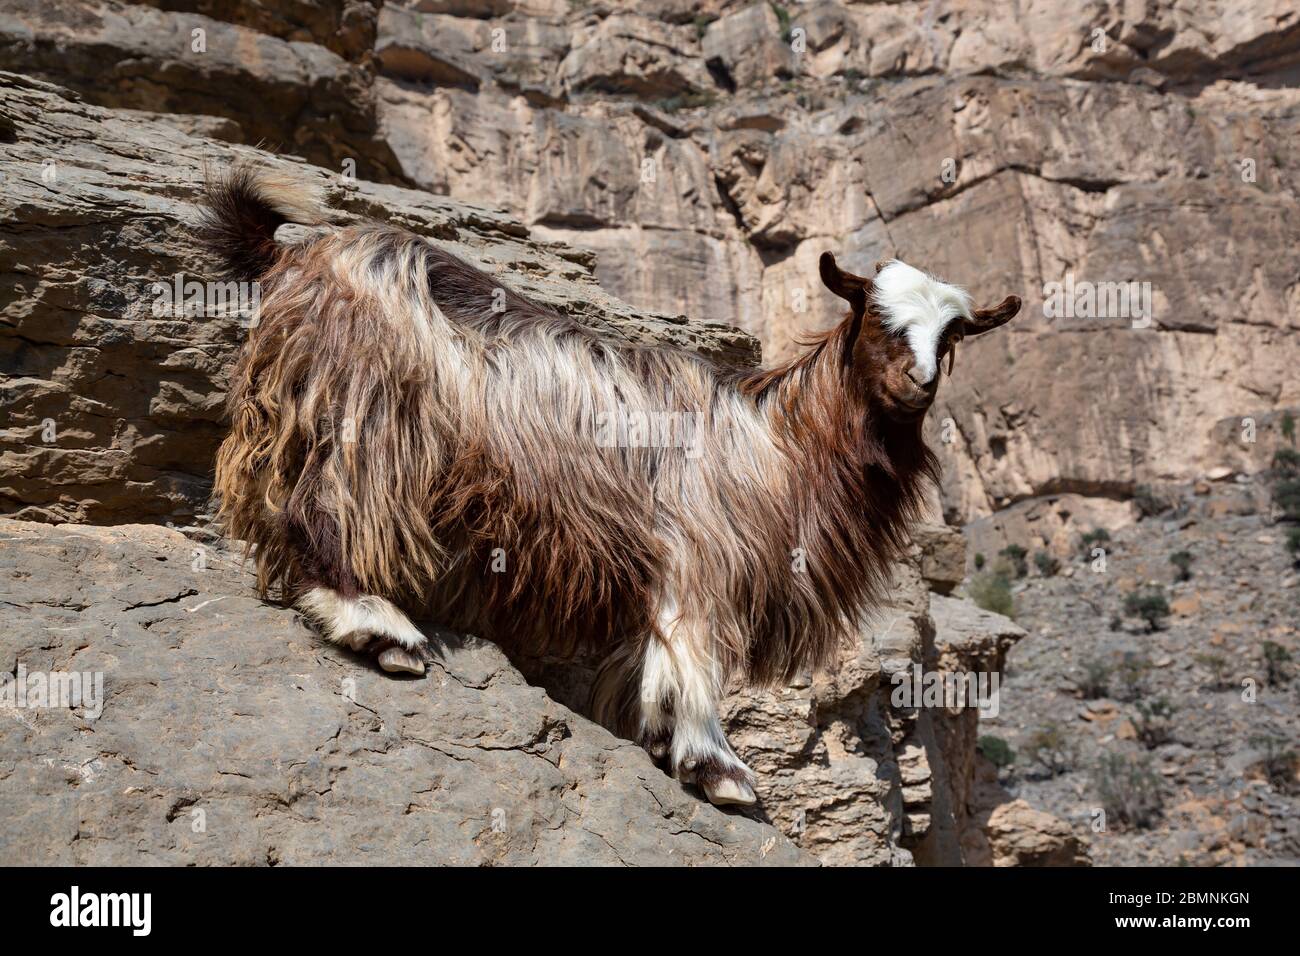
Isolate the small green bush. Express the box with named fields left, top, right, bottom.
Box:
left=1022, top=723, right=1076, bottom=778
left=999, top=544, right=1029, bottom=578
left=769, top=2, right=792, bottom=42
left=1092, top=753, right=1165, bottom=830
left=973, top=551, right=986, bottom=570
left=1123, top=588, right=1170, bottom=632
left=968, top=571, right=1014, bottom=618
left=1133, top=484, right=1167, bottom=518
left=1282, top=410, right=1297, bottom=445
left=1250, top=734, right=1299, bottom=794
left=1034, top=550, right=1061, bottom=576
left=1134, top=697, right=1176, bottom=749
left=1286, top=528, right=1300, bottom=566
left=1076, top=657, right=1111, bottom=699
left=1169, top=550, right=1194, bottom=582
left=1194, top=652, right=1232, bottom=690
left=977, top=735, right=1016, bottom=769
left=1079, top=527, right=1110, bottom=559
left=1273, top=446, right=1300, bottom=477
left=1262, top=641, right=1292, bottom=686
left=1114, top=652, right=1152, bottom=702
left=1274, top=477, right=1300, bottom=520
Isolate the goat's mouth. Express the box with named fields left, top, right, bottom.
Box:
left=889, top=380, right=938, bottom=416
left=890, top=393, right=934, bottom=419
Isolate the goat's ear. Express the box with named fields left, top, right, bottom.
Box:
left=819, top=252, right=870, bottom=312
left=962, top=295, right=1021, bottom=336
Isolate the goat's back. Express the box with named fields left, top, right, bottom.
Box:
left=215, top=221, right=800, bottom=662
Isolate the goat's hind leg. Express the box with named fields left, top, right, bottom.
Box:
left=591, top=641, right=671, bottom=760
left=296, top=587, right=428, bottom=676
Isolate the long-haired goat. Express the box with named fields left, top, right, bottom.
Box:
left=202, top=167, right=1020, bottom=806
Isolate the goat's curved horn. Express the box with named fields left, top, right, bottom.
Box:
left=962, top=295, right=1021, bottom=336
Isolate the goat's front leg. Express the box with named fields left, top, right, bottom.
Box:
left=296, top=586, right=428, bottom=675
left=641, top=601, right=756, bottom=806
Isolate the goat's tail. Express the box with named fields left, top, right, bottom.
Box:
left=198, top=164, right=322, bottom=280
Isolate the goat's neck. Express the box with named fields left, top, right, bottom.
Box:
left=745, top=325, right=936, bottom=565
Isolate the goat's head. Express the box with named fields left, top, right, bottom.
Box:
left=819, top=253, right=1020, bottom=422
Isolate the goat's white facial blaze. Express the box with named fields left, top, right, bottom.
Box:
left=297, top=587, right=428, bottom=673
left=872, top=260, right=973, bottom=384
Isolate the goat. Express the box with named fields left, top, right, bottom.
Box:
left=202, top=167, right=1020, bottom=806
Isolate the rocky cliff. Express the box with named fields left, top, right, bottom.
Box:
left=0, top=1, right=1097, bottom=865
left=7, top=1, right=1296, bottom=534
left=1, top=515, right=1069, bottom=866
left=521, top=523, right=1079, bottom=866
left=383, top=0, right=1300, bottom=538
left=0, top=517, right=809, bottom=865
left=0, top=69, right=755, bottom=525
left=378, top=0, right=1300, bottom=546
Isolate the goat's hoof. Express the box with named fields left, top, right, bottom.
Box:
left=639, top=729, right=671, bottom=762
left=344, top=632, right=371, bottom=652
left=378, top=647, right=426, bottom=675
left=703, top=777, right=757, bottom=807
left=688, top=756, right=758, bottom=806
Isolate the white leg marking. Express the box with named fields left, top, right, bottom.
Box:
left=641, top=593, right=755, bottom=805
left=639, top=638, right=676, bottom=743
left=296, top=587, right=427, bottom=675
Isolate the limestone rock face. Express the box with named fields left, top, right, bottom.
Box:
left=982, top=799, right=1092, bottom=868
left=910, top=522, right=967, bottom=595
left=358, top=0, right=1300, bottom=536
left=520, top=535, right=1048, bottom=867
left=10, top=0, right=1261, bottom=866
left=720, top=558, right=931, bottom=867
left=915, top=593, right=1037, bottom=865
left=560, top=13, right=713, bottom=99
left=136, top=1, right=381, bottom=60
left=0, top=511, right=1050, bottom=867
left=0, top=517, right=809, bottom=865
left=0, top=0, right=402, bottom=181
left=9, top=1, right=1294, bottom=533
left=702, top=3, right=795, bottom=89
left=0, top=71, right=757, bottom=525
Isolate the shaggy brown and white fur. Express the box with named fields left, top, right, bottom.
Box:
left=202, top=166, right=1020, bottom=806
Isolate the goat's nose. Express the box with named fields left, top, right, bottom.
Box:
left=905, top=365, right=930, bottom=388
